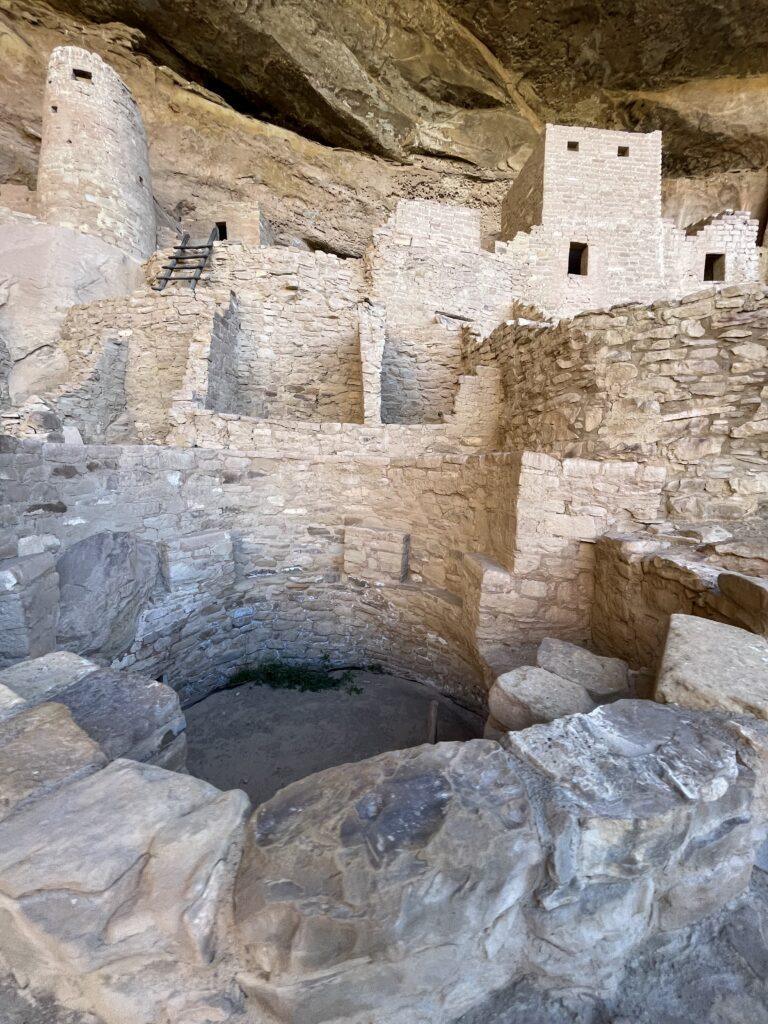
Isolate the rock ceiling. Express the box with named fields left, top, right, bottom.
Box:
left=2, top=0, right=768, bottom=252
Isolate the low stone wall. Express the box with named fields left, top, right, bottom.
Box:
left=12, top=289, right=231, bottom=443
left=593, top=530, right=768, bottom=669
left=468, top=284, right=768, bottom=519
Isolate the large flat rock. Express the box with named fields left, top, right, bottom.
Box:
left=0, top=651, right=97, bottom=708
left=0, top=702, right=106, bottom=822
left=0, top=653, right=187, bottom=768
left=656, top=613, right=768, bottom=719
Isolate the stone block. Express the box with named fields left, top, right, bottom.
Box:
left=0, top=702, right=106, bottom=822
left=343, top=525, right=410, bottom=582
left=656, top=614, right=768, bottom=720
left=488, top=665, right=596, bottom=731
left=536, top=637, right=630, bottom=697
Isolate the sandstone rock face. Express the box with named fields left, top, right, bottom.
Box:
left=536, top=637, right=630, bottom=698
left=0, top=702, right=105, bottom=821
left=233, top=701, right=768, bottom=1023
left=0, top=758, right=251, bottom=1024
left=0, top=213, right=141, bottom=404
left=2, top=1, right=767, bottom=265
left=656, top=613, right=768, bottom=719
left=488, top=664, right=596, bottom=731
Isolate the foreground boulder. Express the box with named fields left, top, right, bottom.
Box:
left=656, top=613, right=768, bottom=719
left=0, top=758, right=250, bottom=1023
left=536, top=637, right=630, bottom=699
left=233, top=701, right=768, bottom=1023
left=234, top=741, right=542, bottom=1024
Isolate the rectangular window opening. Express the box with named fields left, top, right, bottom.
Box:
left=568, top=241, right=589, bottom=276
left=216, top=221, right=228, bottom=241
left=567, top=140, right=579, bottom=152
left=51, top=105, right=58, bottom=113
left=618, top=145, right=629, bottom=157
left=704, top=253, right=725, bottom=281
left=72, top=68, right=92, bottom=81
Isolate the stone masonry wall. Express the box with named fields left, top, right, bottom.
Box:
left=24, top=290, right=230, bottom=443
left=205, top=244, right=366, bottom=422
left=366, top=200, right=516, bottom=423
left=0, top=438, right=663, bottom=707
left=36, top=47, right=156, bottom=261
left=468, top=284, right=768, bottom=519
left=497, top=125, right=761, bottom=319
left=593, top=530, right=768, bottom=670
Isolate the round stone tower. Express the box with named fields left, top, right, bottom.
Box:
left=36, top=46, right=156, bottom=261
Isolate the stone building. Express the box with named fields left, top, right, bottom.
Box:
left=499, top=123, right=761, bottom=317
left=2, top=42, right=768, bottom=1024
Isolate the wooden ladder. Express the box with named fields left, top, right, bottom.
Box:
left=152, top=226, right=219, bottom=292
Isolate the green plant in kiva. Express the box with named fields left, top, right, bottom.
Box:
left=227, top=657, right=362, bottom=695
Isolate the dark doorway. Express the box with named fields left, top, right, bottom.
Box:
left=216, top=221, right=228, bottom=241
left=704, top=253, right=725, bottom=281
left=568, top=241, right=589, bottom=276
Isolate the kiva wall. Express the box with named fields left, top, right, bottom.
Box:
left=0, top=438, right=663, bottom=705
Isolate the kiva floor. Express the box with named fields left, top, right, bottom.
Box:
left=185, top=670, right=484, bottom=806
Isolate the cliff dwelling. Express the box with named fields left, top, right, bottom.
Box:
left=2, top=9, right=768, bottom=1024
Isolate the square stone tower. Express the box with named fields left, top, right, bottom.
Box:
left=500, top=124, right=666, bottom=316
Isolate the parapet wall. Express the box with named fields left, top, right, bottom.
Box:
left=468, top=283, right=768, bottom=519
left=36, top=47, right=156, bottom=261
left=593, top=529, right=768, bottom=669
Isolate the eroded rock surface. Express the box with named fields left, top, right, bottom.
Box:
left=233, top=700, right=768, bottom=1023
left=0, top=758, right=251, bottom=1024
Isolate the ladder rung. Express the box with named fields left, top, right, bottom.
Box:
left=174, top=243, right=213, bottom=251
left=162, top=262, right=206, bottom=270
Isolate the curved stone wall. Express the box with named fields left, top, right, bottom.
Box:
left=37, top=46, right=156, bottom=261
left=0, top=438, right=662, bottom=707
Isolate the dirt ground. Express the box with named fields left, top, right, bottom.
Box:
left=185, top=670, right=484, bottom=806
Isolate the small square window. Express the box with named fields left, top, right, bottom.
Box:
left=704, top=253, right=725, bottom=281
left=567, top=140, right=579, bottom=152
left=618, top=145, right=629, bottom=157
left=51, top=105, right=58, bottom=113
left=568, top=241, right=589, bottom=276
left=72, top=68, right=92, bottom=81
